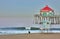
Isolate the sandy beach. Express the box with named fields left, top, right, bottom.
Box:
left=0, top=33, right=60, bottom=39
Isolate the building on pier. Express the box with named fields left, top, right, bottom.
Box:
left=34, top=5, right=60, bottom=25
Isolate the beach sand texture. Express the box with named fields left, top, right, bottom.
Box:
left=0, top=33, right=60, bottom=39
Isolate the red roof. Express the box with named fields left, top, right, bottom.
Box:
left=41, top=5, right=53, bottom=12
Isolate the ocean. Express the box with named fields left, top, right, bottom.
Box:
left=0, top=27, right=60, bottom=35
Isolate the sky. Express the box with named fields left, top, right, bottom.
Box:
left=0, top=0, right=60, bottom=27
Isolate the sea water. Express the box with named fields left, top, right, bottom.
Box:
left=0, top=28, right=60, bottom=35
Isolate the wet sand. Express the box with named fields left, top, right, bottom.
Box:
left=0, top=33, right=60, bottom=39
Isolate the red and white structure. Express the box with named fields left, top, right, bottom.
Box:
left=34, top=5, right=60, bottom=24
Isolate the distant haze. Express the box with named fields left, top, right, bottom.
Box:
left=0, top=0, right=60, bottom=27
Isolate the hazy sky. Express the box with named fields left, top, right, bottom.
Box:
left=0, top=0, right=60, bottom=17
left=0, top=0, right=60, bottom=27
